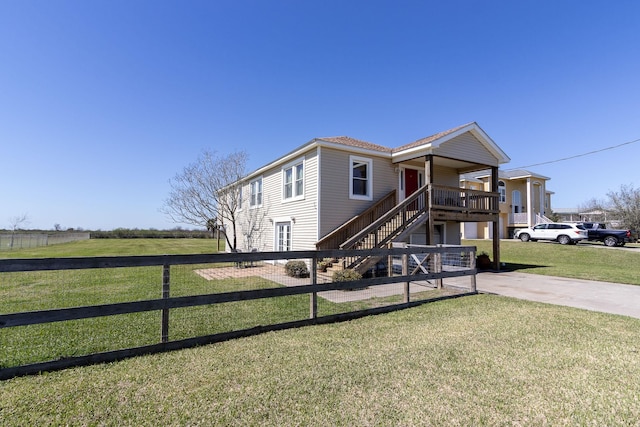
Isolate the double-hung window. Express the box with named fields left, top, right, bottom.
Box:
left=349, top=155, right=373, bottom=200
left=250, top=177, right=262, bottom=207
left=498, top=181, right=506, bottom=203
left=283, top=160, right=304, bottom=201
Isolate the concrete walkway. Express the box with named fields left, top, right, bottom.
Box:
left=476, top=271, right=640, bottom=319
left=195, top=264, right=640, bottom=319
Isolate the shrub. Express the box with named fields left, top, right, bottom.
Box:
left=332, top=269, right=362, bottom=282
left=284, top=260, right=309, bottom=278
left=476, top=252, right=492, bottom=270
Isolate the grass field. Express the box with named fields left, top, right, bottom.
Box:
left=2, top=238, right=640, bottom=425
left=2, top=295, right=639, bottom=425
left=0, top=239, right=452, bottom=368
left=0, top=238, right=224, bottom=258
left=465, top=239, right=640, bottom=285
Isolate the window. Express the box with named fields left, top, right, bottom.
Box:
left=275, top=221, right=291, bottom=251
left=283, top=161, right=304, bottom=200
left=498, top=181, right=506, bottom=203
left=512, top=190, right=522, bottom=213
left=250, top=177, right=262, bottom=207
left=238, top=186, right=243, bottom=210
left=349, top=156, right=373, bottom=200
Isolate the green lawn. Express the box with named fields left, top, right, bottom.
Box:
left=2, top=295, right=639, bottom=425
left=0, top=239, right=450, bottom=368
left=465, top=239, right=640, bottom=285
left=0, top=238, right=224, bottom=258
left=2, top=238, right=640, bottom=425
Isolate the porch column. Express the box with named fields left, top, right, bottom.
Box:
left=425, top=155, right=435, bottom=245
left=526, top=177, right=533, bottom=226
left=491, top=166, right=501, bottom=271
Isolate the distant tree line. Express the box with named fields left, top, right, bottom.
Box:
left=91, top=228, right=212, bottom=239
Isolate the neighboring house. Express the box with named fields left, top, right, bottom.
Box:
left=460, top=169, right=553, bottom=239
left=554, top=208, right=613, bottom=225
left=553, top=208, right=581, bottom=223
left=223, top=122, right=510, bottom=270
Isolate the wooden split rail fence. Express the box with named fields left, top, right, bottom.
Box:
left=0, top=246, right=477, bottom=380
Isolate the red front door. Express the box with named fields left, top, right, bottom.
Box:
left=405, top=168, right=419, bottom=197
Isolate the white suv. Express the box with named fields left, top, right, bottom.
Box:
left=515, top=223, right=588, bottom=245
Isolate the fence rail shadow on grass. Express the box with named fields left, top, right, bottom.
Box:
left=0, top=246, right=477, bottom=380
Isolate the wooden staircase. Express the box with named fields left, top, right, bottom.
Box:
left=338, top=185, right=430, bottom=274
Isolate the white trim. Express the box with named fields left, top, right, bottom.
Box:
left=273, top=217, right=294, bottom=252
left=249, top=176, right=263, bottom=208
left=399, top=165, right=425, bottom=200
left=392, top=123, right=510, bottom=165
left=316, top=146, right=321, bottom=242
left=281, top=157, right=305, bottom=203
left=526, top=177, right=533, bottom=226
left=242, top=138, right=390, bottom=182
left=498, top=180, right=506, bottom=204
left=239, top=123, right=509, bottom=183
left=349, top=155, right=373, bottom=201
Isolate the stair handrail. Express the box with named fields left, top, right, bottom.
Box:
left=340, top=184, right=429, bottom=250
left=316, top=190, right=396, bottom=250
left=536, top=212, right=553, bottom=224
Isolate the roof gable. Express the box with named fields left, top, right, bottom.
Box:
left=392, top=122, right=510, bottom=165
left=242, top=122, right=510, bottom=180
left=393, top=123, right=472, bottom=153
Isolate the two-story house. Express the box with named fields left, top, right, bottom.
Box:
left=223, top=122, right=511, bottom=270
left=460, top=169, right=553, bottom=239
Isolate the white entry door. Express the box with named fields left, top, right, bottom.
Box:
left=275, top=222, right=292, bottom=252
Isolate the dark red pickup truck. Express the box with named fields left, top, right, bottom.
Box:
left=578, top=222, right=633, bottom=247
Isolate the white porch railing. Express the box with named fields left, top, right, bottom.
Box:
left=536, top=213, right=553, bottom=224
left=508, top=213, right=529, bottom=225
left=508, top=212, right=553, bottom=226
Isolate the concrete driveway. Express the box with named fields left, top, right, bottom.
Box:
left=476, top=271, right=640, bottom=320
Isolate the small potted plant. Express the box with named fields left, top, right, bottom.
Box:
left=317, top=258, right=333, bottom=272
left=317, top=260, right=328, bottom=272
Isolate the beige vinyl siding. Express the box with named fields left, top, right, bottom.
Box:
left=432, top=165, right=460, bottom=187
left=445, top=222, right=461, bottom=245
left=435, top=133, right=498, bottom=167
left=229, top=149, right=319, bottom=252
left=318, top=147, right=396, bottom=239
left=260, top=149, right=319, bottom=251
left=233, top=176, right=269, bottom=252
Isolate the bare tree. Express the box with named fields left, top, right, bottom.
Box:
left=8, top=213, right=29, bottom=250
left=162, top=150, right=248, bottom=251
left=9, top=213, right=29, bottom=231
left=607, top=184, right=640, bottom=232
left=578, top=197, right=608, bottom=222
left=240, top=197, right=270, bottom=252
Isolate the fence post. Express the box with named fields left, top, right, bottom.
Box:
left=310, top=255, right=318, bottom=319
left=403, top=253, right=410, bottom=303
left=435, top=250, right=443, bottom=289
left=470, top=248, right=477, bottom=292
left=161, top=261, right=170, bottom=343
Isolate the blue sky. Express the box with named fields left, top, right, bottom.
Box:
left=2, top=0, right=639, bottom=230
